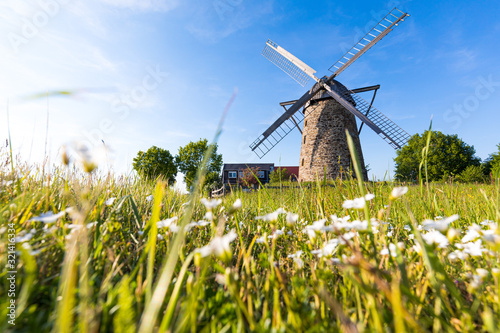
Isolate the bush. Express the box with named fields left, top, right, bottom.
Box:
left=269, top=168, right=292, bottom=183
left=456, top=165, right=485, bottom=183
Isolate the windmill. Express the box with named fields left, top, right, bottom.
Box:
left=249, top=8, right=411, bottom=181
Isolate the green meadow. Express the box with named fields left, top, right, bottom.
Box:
left=1, top=145, right=499, bottom=332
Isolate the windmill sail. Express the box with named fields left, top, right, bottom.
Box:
left=262, top=40, right=318, bottom=86
left=329, top=8, right=409, bottom=78
left=250, top=7, right=412, bottom=158
left=322, top=82, right=411, bottom=149
left=250, top=82, right=324, bottom=157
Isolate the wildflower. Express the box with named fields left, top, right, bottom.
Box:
left=288, top=250, right=303, bottom=259
left=287, top=251, right=304, bottom=268
left=462, top=224, right=481, bottom=243
left=413, top=242, right=422, bottom=255
left=204, top=212, right=214, bottom=221
left=232, top=198, right=242, bottom=211
left=447, top=228, right=460, bottom=242
left=146, top=195, right=153, bottom=202
left=482, top=230, right=500, bottom=244
left=30, top=211, right=66, bottom=224
left=22, top=243, right=41, bottom=256
left=380, top=247, right=389, bottom=255
left=196, top=230, right=237, bottom=260
left=423, top=214, right=459, bottom=232
left=185, top=220, right=210, bottom=231
left=346, top=220, right=368, bottom=231
left=286, top=212, right=299, bottom=225
left=342, top=197, right=366, bottom=209
left=469, top=274, right=483, bottom=290
left=404, top=225, right=411, bottom=231
left=86, top=221, right=98, bottom=229
left=476, top=268, right=489, bottom=278
left=15, top=233, right=33, bottom=243
left=480, top=219, right=496, bottom=226
left=390, top=186, right=408, bottom=200
left=169, top=224, right=180, bottom=233
left=458, top=239, right=487, bottom=257
left=256, top=208, right=286, bottom=222
left=448, top=250, right=468, bottom=261
left=304, top=219, right=328, bottom=236
left=339, top=232, right=356, bottom=245
left=67, top=224, right=83, bottom=230
left=422, top=230, right=449, bottom=248
left=365, top=193, right=375, bottom=201
left=492, top=268, right=500, bottom=277
left=387, top=231, right=393, bottom=237
left=157, top=217, right=178, bottom=229
left=268, top=227, right=285, bottom=240
left=255, top=235, right=267, bottom=244
left=105, top=197, right=116, bottom=206
left=331, top=257, right=341, bottom=264
left=408, top=233, right=414, bottom=240
left=200, top=198, right=222, bottom=210
left=311, top=241, right=338, bottom=258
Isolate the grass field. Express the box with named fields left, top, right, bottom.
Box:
left=1, top=146, right=500, bottom=332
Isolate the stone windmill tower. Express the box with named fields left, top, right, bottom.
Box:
left=249, top=8, right=412, bottom=181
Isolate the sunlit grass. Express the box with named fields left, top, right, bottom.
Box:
left=1, top=145, right=499, bottom=331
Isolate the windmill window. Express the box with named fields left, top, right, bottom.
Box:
left=301, top=158, right=304, bottom=167
left=303, top=136, right=306, bottom=144
left=228, top=171, right=237, bottom=178
left=305, top=120, right=308, bottom=127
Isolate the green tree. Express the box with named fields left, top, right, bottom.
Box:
left=176, top=139, right=223, bottom=188
left=483, top=143, right=500, bottom=177
left=269, top=168, right=292, bottom=183
left=394, top=131, right=480, bottom=182
left=132, top=146, right=177, bottom=182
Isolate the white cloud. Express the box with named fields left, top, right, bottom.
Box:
left=100, top=0, right=180, bottom=12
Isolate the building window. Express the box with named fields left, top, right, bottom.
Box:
left=257, top=171, right=265, bottom=178
left=303, top=135, right=306, bottom=144
left=228, top=171, right=237, bottom=178
left=238, top=171, right=243, bottom=178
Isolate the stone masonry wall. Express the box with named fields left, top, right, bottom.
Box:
left=298, top=95, right=368, bottom=182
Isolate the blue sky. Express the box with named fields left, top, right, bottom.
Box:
left=1, top=0, right=499, bottom=179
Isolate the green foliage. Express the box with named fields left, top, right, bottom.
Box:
left=483, top=143, right=500, bottom=177
left=269, top=167, right=292, bottom=183
left=456, top=165, right=485, bottom=183
left=175, top=139, right=222, bottom=188
left=132, top=146, right=177, bottom=183
left=395, top=130, right=480, bottom=181
left=203, top=171, right=222, bottom=193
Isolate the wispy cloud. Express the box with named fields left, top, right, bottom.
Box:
left=101, top=0, right=180, bottom=12
left=185, top=0, right=274, bottom=42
